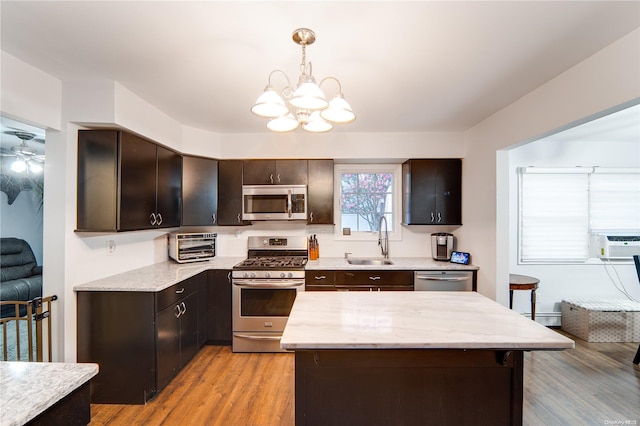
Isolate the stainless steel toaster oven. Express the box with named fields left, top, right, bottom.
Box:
left=168, top=232, right=216, bottom=263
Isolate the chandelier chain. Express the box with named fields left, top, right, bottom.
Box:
left=300, top=42, right=307, bottom=75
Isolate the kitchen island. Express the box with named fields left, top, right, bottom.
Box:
left=0, top=361, right=98, bottom=426
left=280, top=291, right=574, bottom=426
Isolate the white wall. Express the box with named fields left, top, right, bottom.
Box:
left=461, top=28, right=640, bottom=307
left=508, top=137, right=640, bottom=325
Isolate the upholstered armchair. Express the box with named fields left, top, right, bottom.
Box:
left=0, top=238, right=43, bottom=318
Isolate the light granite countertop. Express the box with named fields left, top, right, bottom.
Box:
left=74, top=257, right=244, bottom=292
left=306, top=256, right=479, bottom=270
left=280, top=291, right=574, bottom=351
left=0, top=362, right=98, bottom=426
left=74, top=256, right=476, bottom=292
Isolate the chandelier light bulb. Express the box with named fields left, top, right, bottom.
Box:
left=303, top=111, right=333, bottom=133
left=251, top=86, right=290, bottom=118
left=290, top=77, right=328, bottom=111
left=321, top=93, right=356, bottom=124
left=267, top=113, right=300, bottom=132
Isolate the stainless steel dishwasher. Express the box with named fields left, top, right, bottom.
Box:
left=414, top=270, right=474, bottom=291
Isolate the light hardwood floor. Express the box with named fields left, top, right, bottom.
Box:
left=90, top=330, right=640, bottom=426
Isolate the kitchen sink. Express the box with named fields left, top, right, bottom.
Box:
left=346, top=258, right=394, bottom=266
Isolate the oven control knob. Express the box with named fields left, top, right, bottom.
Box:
left=280, top=272, right=286, bottom=278
left=243, top=272, right=249, bottom=278
left=265, top=272, right=271, bottom=278
left=250, top=272, right=257, bottom=278
left=288, top=272, right=293, bottom=278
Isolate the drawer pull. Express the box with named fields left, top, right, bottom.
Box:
left=315, top=275, right=326, bottom=280
left=175, top=288, right=185, bottom=294
left=369, top=276, right=381, bottom=281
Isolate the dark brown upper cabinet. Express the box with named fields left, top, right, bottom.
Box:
left=402, top=159, right=462, bottom=225
left=217, top=160, right=249, bottom=225
left=243, top=159, right=308, bottom=185
left=181, top=155, right=218, bottom=226
left=307, top=159, right=334, bottom=224
left=77, top=129, right=181, bottom=232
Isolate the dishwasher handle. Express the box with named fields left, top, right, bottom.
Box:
left=415, top=275, right=470, bottom=282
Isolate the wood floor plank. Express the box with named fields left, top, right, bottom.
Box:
left=90, top=330, right=639, bottom=426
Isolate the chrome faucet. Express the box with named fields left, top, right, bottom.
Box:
left=378, top=216, right=389, bottom=259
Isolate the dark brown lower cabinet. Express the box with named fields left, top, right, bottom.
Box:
left=206, top=269, right=232, bottom=345
left=306, top=270, right=414, bottom=291
left=77, top=271, right=206, bottom=404
left=294, top=349, right=524, bottom=426
left=156, top=291, right=199, bottom=391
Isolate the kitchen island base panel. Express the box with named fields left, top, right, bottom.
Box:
left=26, top=382, right=91, bottom=426
left=295, top=349, right=523, bottom=426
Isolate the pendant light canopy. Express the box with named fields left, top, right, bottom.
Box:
left=251, top=28, right=356, bottom=133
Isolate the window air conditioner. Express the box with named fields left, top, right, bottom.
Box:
left=598, top=235, right=640, bottom=260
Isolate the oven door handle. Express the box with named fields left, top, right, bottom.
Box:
left=234, top=333, right=283, bottom=341
left=233, top=279, right=305, bottom=288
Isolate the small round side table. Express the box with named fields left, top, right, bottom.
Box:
left=509, top=274, right=540, bottom=321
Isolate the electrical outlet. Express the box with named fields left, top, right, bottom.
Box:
left=106, top=240, right=116, bottom=255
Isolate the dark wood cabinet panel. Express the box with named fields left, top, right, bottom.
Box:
left=307, top=270, right=413, bottom=291
left=76, top=129, right=181, bottom=231
left=243, top=159, right=308, bottom=185
left=76, top=272, right=207, bottom=404
left=294, top=349, right=523, bottom=426
left=155, top=145, right=182, bottom=228
left=307, top=159, right=334, bottom=224
left=206, top=270, right=232, bottom=345
left=119, top=132, right=157, bottom=230
left=156, top=300, right=181, bottom=390
left=402, top=159, right=462, bottom=225
left=77, top=291, right=157, bottom=404
left=305, top=270, right=336, bottom=291
left=217, top=160, right=247, bottom=225
left=182, top=156, right=218, bottom=226
left=77, top=130, right=118, bottom=231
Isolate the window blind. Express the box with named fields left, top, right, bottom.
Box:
left=589, top=172, right=640, bottom=233
left=519, top=171, right=589, bottom=262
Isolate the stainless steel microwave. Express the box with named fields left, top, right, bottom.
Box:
left=242, top=185, right=307, bottom=221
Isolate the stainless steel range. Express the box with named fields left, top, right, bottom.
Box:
left=232, top=236, right=307, bottom=353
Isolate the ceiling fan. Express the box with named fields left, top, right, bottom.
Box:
left=0, top=130, right=45, bottom=173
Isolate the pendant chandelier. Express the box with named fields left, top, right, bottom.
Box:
left=251, top=28, right=356, bottom=133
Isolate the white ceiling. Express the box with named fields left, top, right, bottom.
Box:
left=1, top=1, right=639, bottom=135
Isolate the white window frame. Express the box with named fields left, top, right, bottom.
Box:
left=333, top=163, right=403, bottom=242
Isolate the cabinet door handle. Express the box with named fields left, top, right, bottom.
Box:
left=369, top=276, right=381, bottom=281
left=174, top=304, right=181, bottom=318
left=277, top=174, right=281, bottom=183
left=150, top=213, right=157, bottom=226
left=227, top=271, right=231, bottom=282
left=156, top=212, right=163, bottom=225
left=430, top=212, right=435, bottom=223
left=315, top=275, right=326, bottom=280
left=309, top=212, right=314, bottom=223
left=212, top=213, right=216, bottom=224
left=180, top=301, right=186, bottom=315
left=175, top=288, right=185, bottom=294
left=437, top=212, right=442, bottom=223
left=237, top=213, right=242, bottom=223
left=269, top=174, right=274, bottom=184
